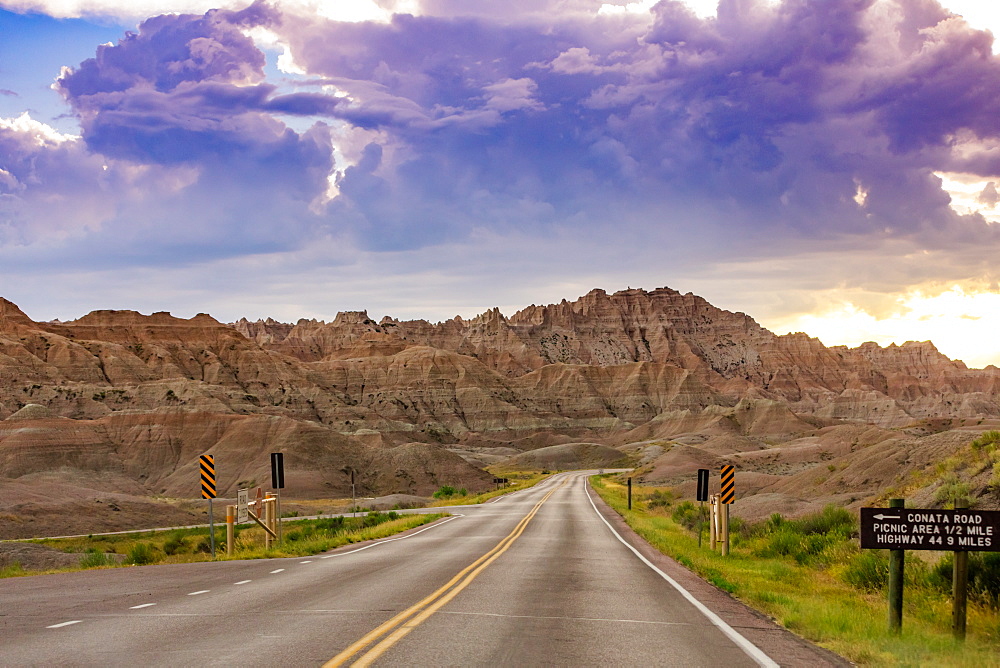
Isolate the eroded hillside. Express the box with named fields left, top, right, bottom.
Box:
left=3, top=287, right=999, bottom=536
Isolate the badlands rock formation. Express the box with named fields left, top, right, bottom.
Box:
left=3, top=287, right=1000, bottom=535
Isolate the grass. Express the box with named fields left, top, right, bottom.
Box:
left=591, top=476, right=1000, bottom=667
left=428, top=471, right=551, bottom=507
left=6, top=512, right=446, bottom=577
left=8, top=472, right=551, bottom=578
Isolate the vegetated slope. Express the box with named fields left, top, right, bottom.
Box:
left=3, top=286, right=1000, bottom=535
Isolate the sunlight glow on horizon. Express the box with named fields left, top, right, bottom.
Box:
left=768, top=286, right=1000, bottom=369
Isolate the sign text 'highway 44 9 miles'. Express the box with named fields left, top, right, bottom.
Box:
left=861, top=507, right=1000, bottom=551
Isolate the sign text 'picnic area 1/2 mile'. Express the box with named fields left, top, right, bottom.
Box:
left=861, top=507, right=1000, bottom=551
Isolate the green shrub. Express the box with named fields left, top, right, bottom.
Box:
left=671, top=501, right=701, bottom=530
left=79, top=548, right=117, bottom=568
left=646, top=489, right=675, bottom=509
left=795, top=505, right=855, bottom=536
left=163, top=533, right=187, bottom=555
left=931, top=552, right=1000, bottom=607
left=433, top=485, right=458, bottom=499
left=0, top=562, right=25, bottom=577
left=126, top=543, right=157, bottom=565
left=935, top=473, right=972, bottom=507
left=842, top=550, right=888, bottom=591
left=316, top=517, right=345, bottom=531
left=971, top=430, right=1000, bottom=452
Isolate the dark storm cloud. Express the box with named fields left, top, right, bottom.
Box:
left=10, top=0, right=1000, bottom=274
left=275, top=0, right=1000, bottom=254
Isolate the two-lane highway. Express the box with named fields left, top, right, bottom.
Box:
left=0, top=472, right=841, bottom=666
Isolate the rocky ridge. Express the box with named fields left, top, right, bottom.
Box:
left=3, top=288, right=1000, bottom=536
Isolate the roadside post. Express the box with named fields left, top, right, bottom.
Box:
left=887, top=499, right=904, bottom=633
left=265, top=493, right=275, bottom=549
left=720, top=465, right=735, bottom=556
left=350, top=468, right=356, bottom=518
left=709, top=494, right=718, bottom=550
left=953, top=502, right=969, bottom=640
left=229, top=488, right=248, bottom=557
left=271, top=452, right=285, bottom=544
left=199, top=454, right=217, bottom=558
left=861, top=502, right=1000, bottom=637
left=627, top=477, right=632, bottom=510
left=696, top=468, right=709, bottom=548
left=226, top=504, right=235, bottom=556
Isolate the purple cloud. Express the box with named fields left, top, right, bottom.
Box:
left=34, top=2, right=337, bottom=262
left=269, top=0, right=1000, bottom=256
left=7, top=0, right=1000, bottom=291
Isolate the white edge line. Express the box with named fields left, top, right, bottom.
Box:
left=318, top=514, right=463, bottom=559
left=129, top=603, right=156, bottom=609
left=47, top=621, right=82, bottom=628
left=583, top=479, right=779, bottom=668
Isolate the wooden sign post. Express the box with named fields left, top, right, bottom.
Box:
left=861, top=502, right=1000, bottom=638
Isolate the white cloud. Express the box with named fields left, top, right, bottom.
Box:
left=482, top=78, right=543, bottom=113
left=0, top=112, right=77, bottom=146
left=941, top=1, right=1000, bottom=44
left=936, top=171, right=1000, bottom=224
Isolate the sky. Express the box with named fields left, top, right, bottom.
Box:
left=3, top=0, right=1000, bottom=368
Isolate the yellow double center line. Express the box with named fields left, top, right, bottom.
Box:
left=324, top=479, right=567, bottom=667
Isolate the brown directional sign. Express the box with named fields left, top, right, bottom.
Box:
left=861, top=507, right=1000, bottom=551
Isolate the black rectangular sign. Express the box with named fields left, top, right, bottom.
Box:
left=861, top=507, right=1000, bottom=551
left=270, top=452, right=285, bottom=489
left=696, top=469, right=709, bottom=502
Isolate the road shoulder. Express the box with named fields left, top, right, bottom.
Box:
left=587, top=481, right=853, bottom=667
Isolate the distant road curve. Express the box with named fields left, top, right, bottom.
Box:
left=0, top=471, right=846, bottom=666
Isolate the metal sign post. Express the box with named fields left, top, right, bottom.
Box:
left=271, top=453, right=285, bottom=544
left=200, top=454, right=217, bottom=558
left=720, top=465, right=735, bottom=556
left=696, top=469, right=709, bottom=548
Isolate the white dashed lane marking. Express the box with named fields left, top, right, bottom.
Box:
left=270, top=569, right=285, bottom=574
left=188, top=590, right=210, bottom=596
left=300, top=560, right=313, bottom=564
left=234, top=580, right=252, bottom=585
left=130, top=603, right=156, bottom=609
left=47, top=621, right=82, bottom=629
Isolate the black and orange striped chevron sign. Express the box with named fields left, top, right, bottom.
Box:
left=720, top=465, right=735, bottom=505
left=200, top=454, right=217, bottom=499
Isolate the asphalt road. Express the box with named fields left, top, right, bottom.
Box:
left=0, top=472, right=844, bottom=667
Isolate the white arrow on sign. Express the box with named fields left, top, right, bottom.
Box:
left=873, top=514, right=901, bottom=520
